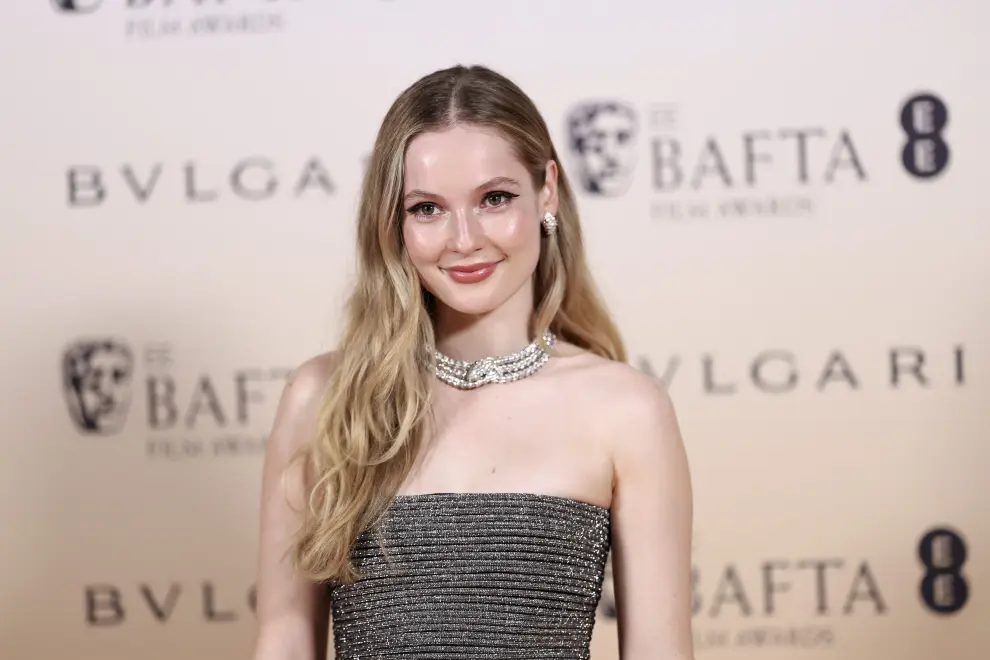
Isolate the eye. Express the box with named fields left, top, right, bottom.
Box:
left=407, top=202, right=442, bottom=218
left=482, top=191, right=518, bottom=208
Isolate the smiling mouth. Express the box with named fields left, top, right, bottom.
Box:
left=442, top=260, right=502, bottom=283
left=444, top=260, right=501, bottom=273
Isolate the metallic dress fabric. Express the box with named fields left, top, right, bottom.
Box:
left=329, top=491, right=612, bottom=659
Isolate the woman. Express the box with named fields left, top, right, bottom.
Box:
left=253, top=64, right=694, bottom=660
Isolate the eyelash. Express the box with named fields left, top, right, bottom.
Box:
left=406, top=191, right=518, bottom=217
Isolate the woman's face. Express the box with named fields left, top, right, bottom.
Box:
left=401, top=123, right=557, bottom=317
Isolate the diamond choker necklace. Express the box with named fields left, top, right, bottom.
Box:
left=434, top=330, right=557, bottom=389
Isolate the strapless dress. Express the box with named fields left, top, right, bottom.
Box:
left=329, top=491, right=611, bottom=659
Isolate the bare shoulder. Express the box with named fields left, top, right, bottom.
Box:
left=281, top=351, right=339, bottom=409
left=267, top=351, right=340, bottom=459
left=550, top=345, right=682, bottom=465
left=553, top=344, right=676, bottom=425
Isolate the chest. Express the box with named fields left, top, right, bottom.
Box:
left=399, top=382, right=609, bottom=495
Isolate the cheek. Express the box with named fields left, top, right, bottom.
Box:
left=402, top=222, right=443, bottom=265
left=490, top=210, right=539, bottom=255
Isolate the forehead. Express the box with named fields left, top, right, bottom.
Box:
left=404, top=124, right=528, bottom=192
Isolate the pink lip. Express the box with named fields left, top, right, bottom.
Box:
left=444, top=260, right=501, bottom=284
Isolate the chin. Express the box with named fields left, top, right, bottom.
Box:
left=432, top=291, right=506, bottom=316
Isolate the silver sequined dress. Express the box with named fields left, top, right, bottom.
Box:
left=329, top=491, right=612, bottom=659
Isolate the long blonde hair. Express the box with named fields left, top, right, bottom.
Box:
left=293, top=64, right=626, bottom=584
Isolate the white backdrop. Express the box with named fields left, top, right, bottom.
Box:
left=1, top=1, right=988, bottom=659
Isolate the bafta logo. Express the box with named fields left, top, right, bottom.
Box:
left=62, top=338, right=135, bottom=435
left=566, top=101, right=639, bottom=197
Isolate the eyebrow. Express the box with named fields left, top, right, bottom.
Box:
left=403, top=176, right=522, bottom=204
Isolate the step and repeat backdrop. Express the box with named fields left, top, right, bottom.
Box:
left=1, top=1, right=987, bottom=659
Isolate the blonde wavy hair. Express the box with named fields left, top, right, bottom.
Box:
left=292, top=64, right=626, bottom=584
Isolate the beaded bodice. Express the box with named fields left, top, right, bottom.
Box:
left=329, top=491, right=611, bottom=659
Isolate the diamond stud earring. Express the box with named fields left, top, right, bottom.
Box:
left=542, top=211, right=558, bottom=235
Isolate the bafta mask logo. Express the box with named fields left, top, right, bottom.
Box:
left=566, top=101, right=639, bottom=197
left=51, top=0, right=103, bottom=13
left=62, top=339, right=135, bottom=435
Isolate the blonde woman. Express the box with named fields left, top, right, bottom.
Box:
left=253, top=65, right=694, bottom=660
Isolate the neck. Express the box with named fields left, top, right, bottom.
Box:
left=433, top=283, right=535, bottom=362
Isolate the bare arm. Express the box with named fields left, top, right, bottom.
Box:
left=610, top=375, right=694, bottom=660
left=253, top=354, right=337, bottom=660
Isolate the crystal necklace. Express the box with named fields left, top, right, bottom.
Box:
left=433, top=330, right=557, bottom=389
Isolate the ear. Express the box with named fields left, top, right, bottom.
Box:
left=542, top=159, right=560, bottom=216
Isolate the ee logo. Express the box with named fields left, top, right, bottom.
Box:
left=900, top=93, right=950, bottom=179
left=918, top=527, right=968, bottom=615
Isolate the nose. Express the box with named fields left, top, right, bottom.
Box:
left=448, top=208, right=486, bottom=254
